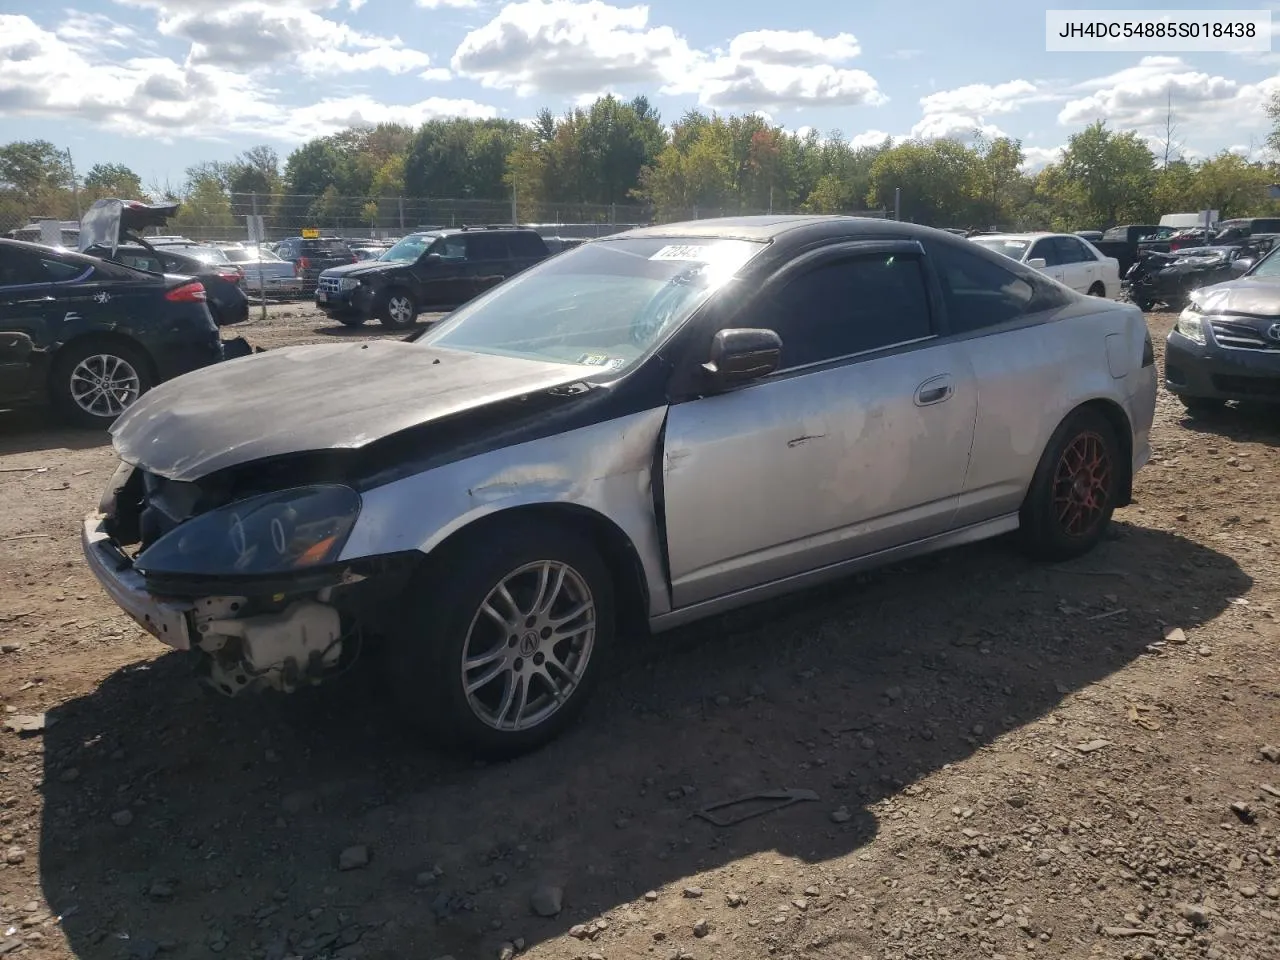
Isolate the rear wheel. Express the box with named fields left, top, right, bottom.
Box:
left=387, top=518, right=614, bottom=758
left=1019, top=408, right=1121, bottom=561
left=50, top=340, right=154, bottom=429
left=378, top=289, right=417, bottom=329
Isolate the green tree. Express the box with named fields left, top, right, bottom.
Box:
left=866, top=139, right=981, bottom=227
left=82, top=162, right=143, bottom=200
left=172, top=175, right=235, bottom=231
left=1053, top=121, right=1157, bottom=227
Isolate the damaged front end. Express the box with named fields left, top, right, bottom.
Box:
left=82, top=459, right=413, bottom=697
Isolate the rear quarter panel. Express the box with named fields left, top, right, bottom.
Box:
left=955, top=299, right=1149, bottom=525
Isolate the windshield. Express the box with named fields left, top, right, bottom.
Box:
left=971, top=237, right=1029, bottom=260
left=421, top=237, right=766, bottom=373
left=1247, top=247, right=1280, bottom=278
left=381, top=235, right=432, bottom=262
left=223, top=246, right=283, bottom=263
left=1175, top=247, right=1230, bottom=259
left=184, top=246, right=229, bottom=265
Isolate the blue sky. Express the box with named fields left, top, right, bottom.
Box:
left=1, top=0, right=1278, bottom=188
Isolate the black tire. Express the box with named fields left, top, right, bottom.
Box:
left=49, top=339, right=154, bottom=430
left=1019, top=408, right=1121, bottom=562
left=378, top=288, right=417, bottom=329
left=387, top=518, right=615, bottom=758
left=1134, top=298, right=1155, bottom=311
left=1178, top=395, right=1225, bottom=414
left=1087, top=282, right=1107, bottom=297
left=336, top=314, right=368, bottom=328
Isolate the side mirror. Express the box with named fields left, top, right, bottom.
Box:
left=1027, top=257, right=1048, bottom=269
left=421, top=252, right=443, bottom=266
left=702, top=328, right=782, bottom=388
left=1231, top=258, right=1254, bottom=272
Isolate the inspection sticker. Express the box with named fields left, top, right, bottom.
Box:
left=649, top=244, right=712, bottom=261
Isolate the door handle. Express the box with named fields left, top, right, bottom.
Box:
left=915, top=375, right=954, bottom=407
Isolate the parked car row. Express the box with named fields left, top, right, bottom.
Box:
left=72, top=213, right=1161, bottom=757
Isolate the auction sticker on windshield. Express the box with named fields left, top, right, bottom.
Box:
left=649, top=245, right=714, bottom=261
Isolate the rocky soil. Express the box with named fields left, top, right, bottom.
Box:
left=0, top=307, right=1276, bottom=960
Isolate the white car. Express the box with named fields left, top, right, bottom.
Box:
left=971, top=232, right=1120, bottom=299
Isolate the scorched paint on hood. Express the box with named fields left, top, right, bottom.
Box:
left=110, top=340, right=599, bottom=482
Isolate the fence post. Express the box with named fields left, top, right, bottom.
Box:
left=398, top=196, right=405, bottom=232
left=610, top=202, right=616, bottom=225
left=250, top=193, right=266, bottom=322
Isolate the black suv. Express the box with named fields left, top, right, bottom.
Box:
left=276, top=236, right=358, bottom=286
left=315, top=226, right=550, bottom=328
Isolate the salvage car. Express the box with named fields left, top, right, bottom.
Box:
left=315, top=226, right=550, bottom=328
left=217, top=243, right=304, bottom=299
left=81, top=216, right=1157, bottom=757
left=1124, top=246, right=1255, bottom=311
left=80, top=199, right=250, bottom=326
left=1165, top=243, right=1280, bottom=411
left=0, top=238, right=224, bottom=428
left=969, top=232, right=1120, bottom=298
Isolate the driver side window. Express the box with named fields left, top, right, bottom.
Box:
left=1028, top=239, right=1058, bottom=266
left=749, top=253, right=935, bottom=370
left=432, top=236, right=466, bottom=260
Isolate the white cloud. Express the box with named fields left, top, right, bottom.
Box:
left=452, top=0, right=700, bottom=95
left=416, top=0, right=480, bottom=7
left=452, top=1, right=885, bottom=111
left=849, top=129, right=899, bottom=149
left=911, top=79, right=1047, bottom=143
left=156, top=3, right=434, bottom=75
left=1020, top=146, right=1063, bottom=171
left=0, top=14, right=488, bottom=143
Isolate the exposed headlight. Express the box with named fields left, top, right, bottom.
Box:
left=339, top=277, right=360, bottom=291
left=1175, top=306, right=1206, bottom=344
left=135, top=485, right=361, bottom=577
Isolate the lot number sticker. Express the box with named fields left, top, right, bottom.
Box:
left=649, top=244, right=711, bottom=261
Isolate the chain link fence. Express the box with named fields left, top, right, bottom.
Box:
left=3, top=192, right=888, bottom=246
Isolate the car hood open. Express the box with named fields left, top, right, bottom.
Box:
left=110, top=341, right=599, bottom=482
left=1192, top=276, right=1280, bottom=315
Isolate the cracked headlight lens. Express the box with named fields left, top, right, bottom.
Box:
left=1175, top=307, right=1206, bottom=344
left=135, top=484, right=361, bottom=577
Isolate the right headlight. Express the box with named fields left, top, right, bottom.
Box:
left=1175, top=305, right=1206, bottom=344
left=135, top=484, right=361, bottom=578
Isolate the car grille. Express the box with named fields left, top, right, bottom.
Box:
left=1208, top=318, right=1280, bottom=351
left=1211, top=374, right=1280, bottom=398
left=318, top=276, right=343, bottom=295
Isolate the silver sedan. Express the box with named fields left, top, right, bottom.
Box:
left=83, top=216, right=1158, bottom=757
left=219, top=244, right=304, bottom=297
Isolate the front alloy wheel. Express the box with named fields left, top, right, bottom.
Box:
left=461, top=561, right=596, bottom=732
left=387, top=519, right=614, bottom=758
left=380, top=290, right=416, bottom=329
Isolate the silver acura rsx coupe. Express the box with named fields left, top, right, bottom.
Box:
left=82, top=216, right=1158, bottom=757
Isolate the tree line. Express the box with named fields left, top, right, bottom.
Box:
left=5, top=93, right=1280, bottom=234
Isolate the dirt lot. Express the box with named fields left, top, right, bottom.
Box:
left=0, top=305, right=1278, bottom=960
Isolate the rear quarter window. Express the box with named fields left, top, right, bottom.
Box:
left=507, top=232, right=549, bottom=257
left=931, top=241, right=1069, bottom=334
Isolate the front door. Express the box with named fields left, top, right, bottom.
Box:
left=660, top=244, right=980, bottom=609
left=0, top=247, right=59, bottom=404
left=1027, top=237, right=1066, bottom=286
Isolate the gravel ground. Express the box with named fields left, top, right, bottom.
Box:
left=0, top=306, right=1277, bottom=960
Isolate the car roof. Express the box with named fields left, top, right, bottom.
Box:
left=1, top=237, right=98, bottom=263
left=971, top=232, right=1057, bottom=241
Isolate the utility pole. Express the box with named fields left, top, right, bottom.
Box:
left=511, top=183, right=518, bottom=226
left=65, top=149, right=82, bottom=219
left=894, top=187, right=901, bottom=221
left=251, top=192, right=267, bottom=322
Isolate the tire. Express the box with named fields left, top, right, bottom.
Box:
left=1134, top=298, right=1155, bottom=312
left=1019, top=408, right=1122, bottom=562
left=1087, top=282, right=1107, bottom=298
left=49, top=339, right=154, bottom=429
left=336, top=314, right=367, bottom=328
left=387, top=518, right=615, bottom=758
left=378, top=289, right=417, bottom=329
left=1179, top=395, right=1225, bottom=414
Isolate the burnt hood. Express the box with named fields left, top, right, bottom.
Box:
left=1192, top=276, right=1280, bottom=315
left=110, top=341, right=599, bottom=482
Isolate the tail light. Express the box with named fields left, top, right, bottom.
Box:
left=298, top=256, right=311, bottom=270
left=214, top=266, right=243, bottom=281
left=166, top=281, right=207, bottom=302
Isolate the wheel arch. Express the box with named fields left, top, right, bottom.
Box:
left=1055, top=397, right=1135, bottom=507
left=422, top=502, right=652, bottom=639
left=49, top=330, right=158, bottom=391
